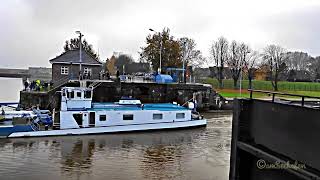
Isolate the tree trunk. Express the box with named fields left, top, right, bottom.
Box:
left=248, top=69, right=253, bottom=89
left=233, top=78, right=238, bottom=89
left=273, top=71, right=279, bottom=91
left=248, top=77, right=252, bottom=89
left=218, top=67, right=224, bottom=89
left=274, top=79, right=278, bottom=91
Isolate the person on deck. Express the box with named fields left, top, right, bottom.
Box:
left=24, top=81, right=29, bottom=91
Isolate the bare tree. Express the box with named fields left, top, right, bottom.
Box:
left=263, top=45, right=287, bottom=91
left=286, top=51, right=310, bottom=71
left=179, top=37, right=205, bottom=67
left=307, top=56, right=320, bottom=80
left=227, top=41, right=242, bottom=88
left=179, top=37, right=205, bottom=82
left=210, top=36, right=228, bottom=88
left=226, top=41, right=251, bottom=89
left=245, top=50, right=260, bottom=89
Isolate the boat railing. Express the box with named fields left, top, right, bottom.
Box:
left=181, top=97, right=195, bottom=107
left=248, top=89, right=320, bottom=107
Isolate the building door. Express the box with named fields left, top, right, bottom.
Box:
left=89, top=112, right=95, bottom=127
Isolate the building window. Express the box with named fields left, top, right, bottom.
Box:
left=176, top=113, right=185, bottom=119
left=123, top=114, right=134, bottom=120
left=84, top=67, right=92, bottom=76
left=99, top=115, right=107, bottom=121
left=76, top=92, right=81, bottom=98
left=153, top=114, right=163, bottom=120
left=61, top=66, right=69, bottom=75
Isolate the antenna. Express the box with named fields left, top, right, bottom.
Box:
left=97, top=41, right=100, bottom=60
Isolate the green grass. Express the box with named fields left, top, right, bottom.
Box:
left=204, top=78, right=320, bottom=92
left=217, top=91, right=266, bottom=98
left=204, top=78, right=320, bottom=98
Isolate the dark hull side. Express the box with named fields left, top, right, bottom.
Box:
left=0, top=125, right=34, bottom=138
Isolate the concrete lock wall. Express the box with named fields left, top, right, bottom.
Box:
left=92, top=82, right=212, bottom=108
left=20, top=81, right=220, bottom=111
left=229, top=99, right=320, bottom=180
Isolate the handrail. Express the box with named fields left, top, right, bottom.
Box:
left=181, top=97, right=194, bottom=107
left=248, top=89, right=320, bottom=107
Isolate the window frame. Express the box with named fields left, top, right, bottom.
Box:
left=176, top=113, right=185, bottom=119
left=153, top=113, right=163, bottom=120
left=84, top=67, right=92, bottom=76
left=61, top=66, right=69, bottom=75
left=67, top=91, right=74, bottom=99
left=123, top=114, right=134, bottom=120
left=99, top=115, right=107, bottom=121
left=84, top=91, right=92, bottom=99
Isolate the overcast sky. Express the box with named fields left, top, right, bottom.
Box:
left=1, top=0, right=320, bottom=68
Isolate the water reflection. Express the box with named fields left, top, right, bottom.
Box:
left=0, top=112, right=232, bottom=180
left=61, top=139, right=95, bottom=176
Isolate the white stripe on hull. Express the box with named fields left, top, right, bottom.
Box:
left=8, top=119, right=207, bottom=138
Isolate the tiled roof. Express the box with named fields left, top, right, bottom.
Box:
left=49, top=49, right=102, bottom=65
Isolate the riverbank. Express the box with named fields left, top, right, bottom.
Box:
left=204, top=78, right=320, bottom=92
left=216, top=89, right=320, bottom=99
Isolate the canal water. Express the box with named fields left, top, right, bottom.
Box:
left=0, top=112, right=232, bottom=180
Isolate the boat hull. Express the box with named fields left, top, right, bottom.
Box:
left=7, top=119, right=207, bottom=138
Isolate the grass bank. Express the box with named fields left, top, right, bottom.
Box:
left=203, top=78, right=320, bottom=98
left=204, top=78, right=320, bottom=92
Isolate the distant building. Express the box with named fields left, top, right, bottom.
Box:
left=49, top=49, right=102, bottom=85
left=194, top=68, right=211, bottom=82
left=287, top=69, right=313, bottom=82
left=208, top=66, right=233, bottom=80
left=106, top=53, right=151, bottom=75
left=124, top=62, right=151, bottom=74
left=254, top=65, right=269, bottom=81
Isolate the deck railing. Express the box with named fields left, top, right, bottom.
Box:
left=248, top=89, right=320, bottom=107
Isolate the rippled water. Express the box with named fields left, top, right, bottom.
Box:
left=0, top=112, right=232, bottom=180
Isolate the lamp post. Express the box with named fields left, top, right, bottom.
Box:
left=239, top=50, right=251, bottom=97
left=149, top=28, right=162, bottom=74
left=182, top=41, right=187, bottom=83
left=75, top=31, right=83, bottom=79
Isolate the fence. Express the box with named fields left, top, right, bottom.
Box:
left=204, top=78, right=320, bottom=91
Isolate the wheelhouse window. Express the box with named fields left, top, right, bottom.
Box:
left=153, top=113, right=163, bottom=120
left=99, top=115, right=107, bottom=121
left=84, top=91, right=92, bottom=99
left=176, top=113, right=185, bottom=119
left=61, top=66, right=69, bottom=75
left=123, top=114, right=134, bottom=120
left=67, top=91, right=74, bottom=98
left=76, top=92, right=82, bottom=98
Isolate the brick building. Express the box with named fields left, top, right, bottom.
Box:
left=49, top=49, right=102, bottom=86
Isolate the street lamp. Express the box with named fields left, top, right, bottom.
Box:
left=149, top=28, right=162, bottom=74
left=239, top=50, right=251, bottom=97
left=75, top=30, right=84, bottom=78
left=182, top=41, right=187, bottom=83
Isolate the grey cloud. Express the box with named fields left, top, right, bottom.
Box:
left=257, top=7, right=320, bottom=56
left=1, top=0, right=320, bottom=70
